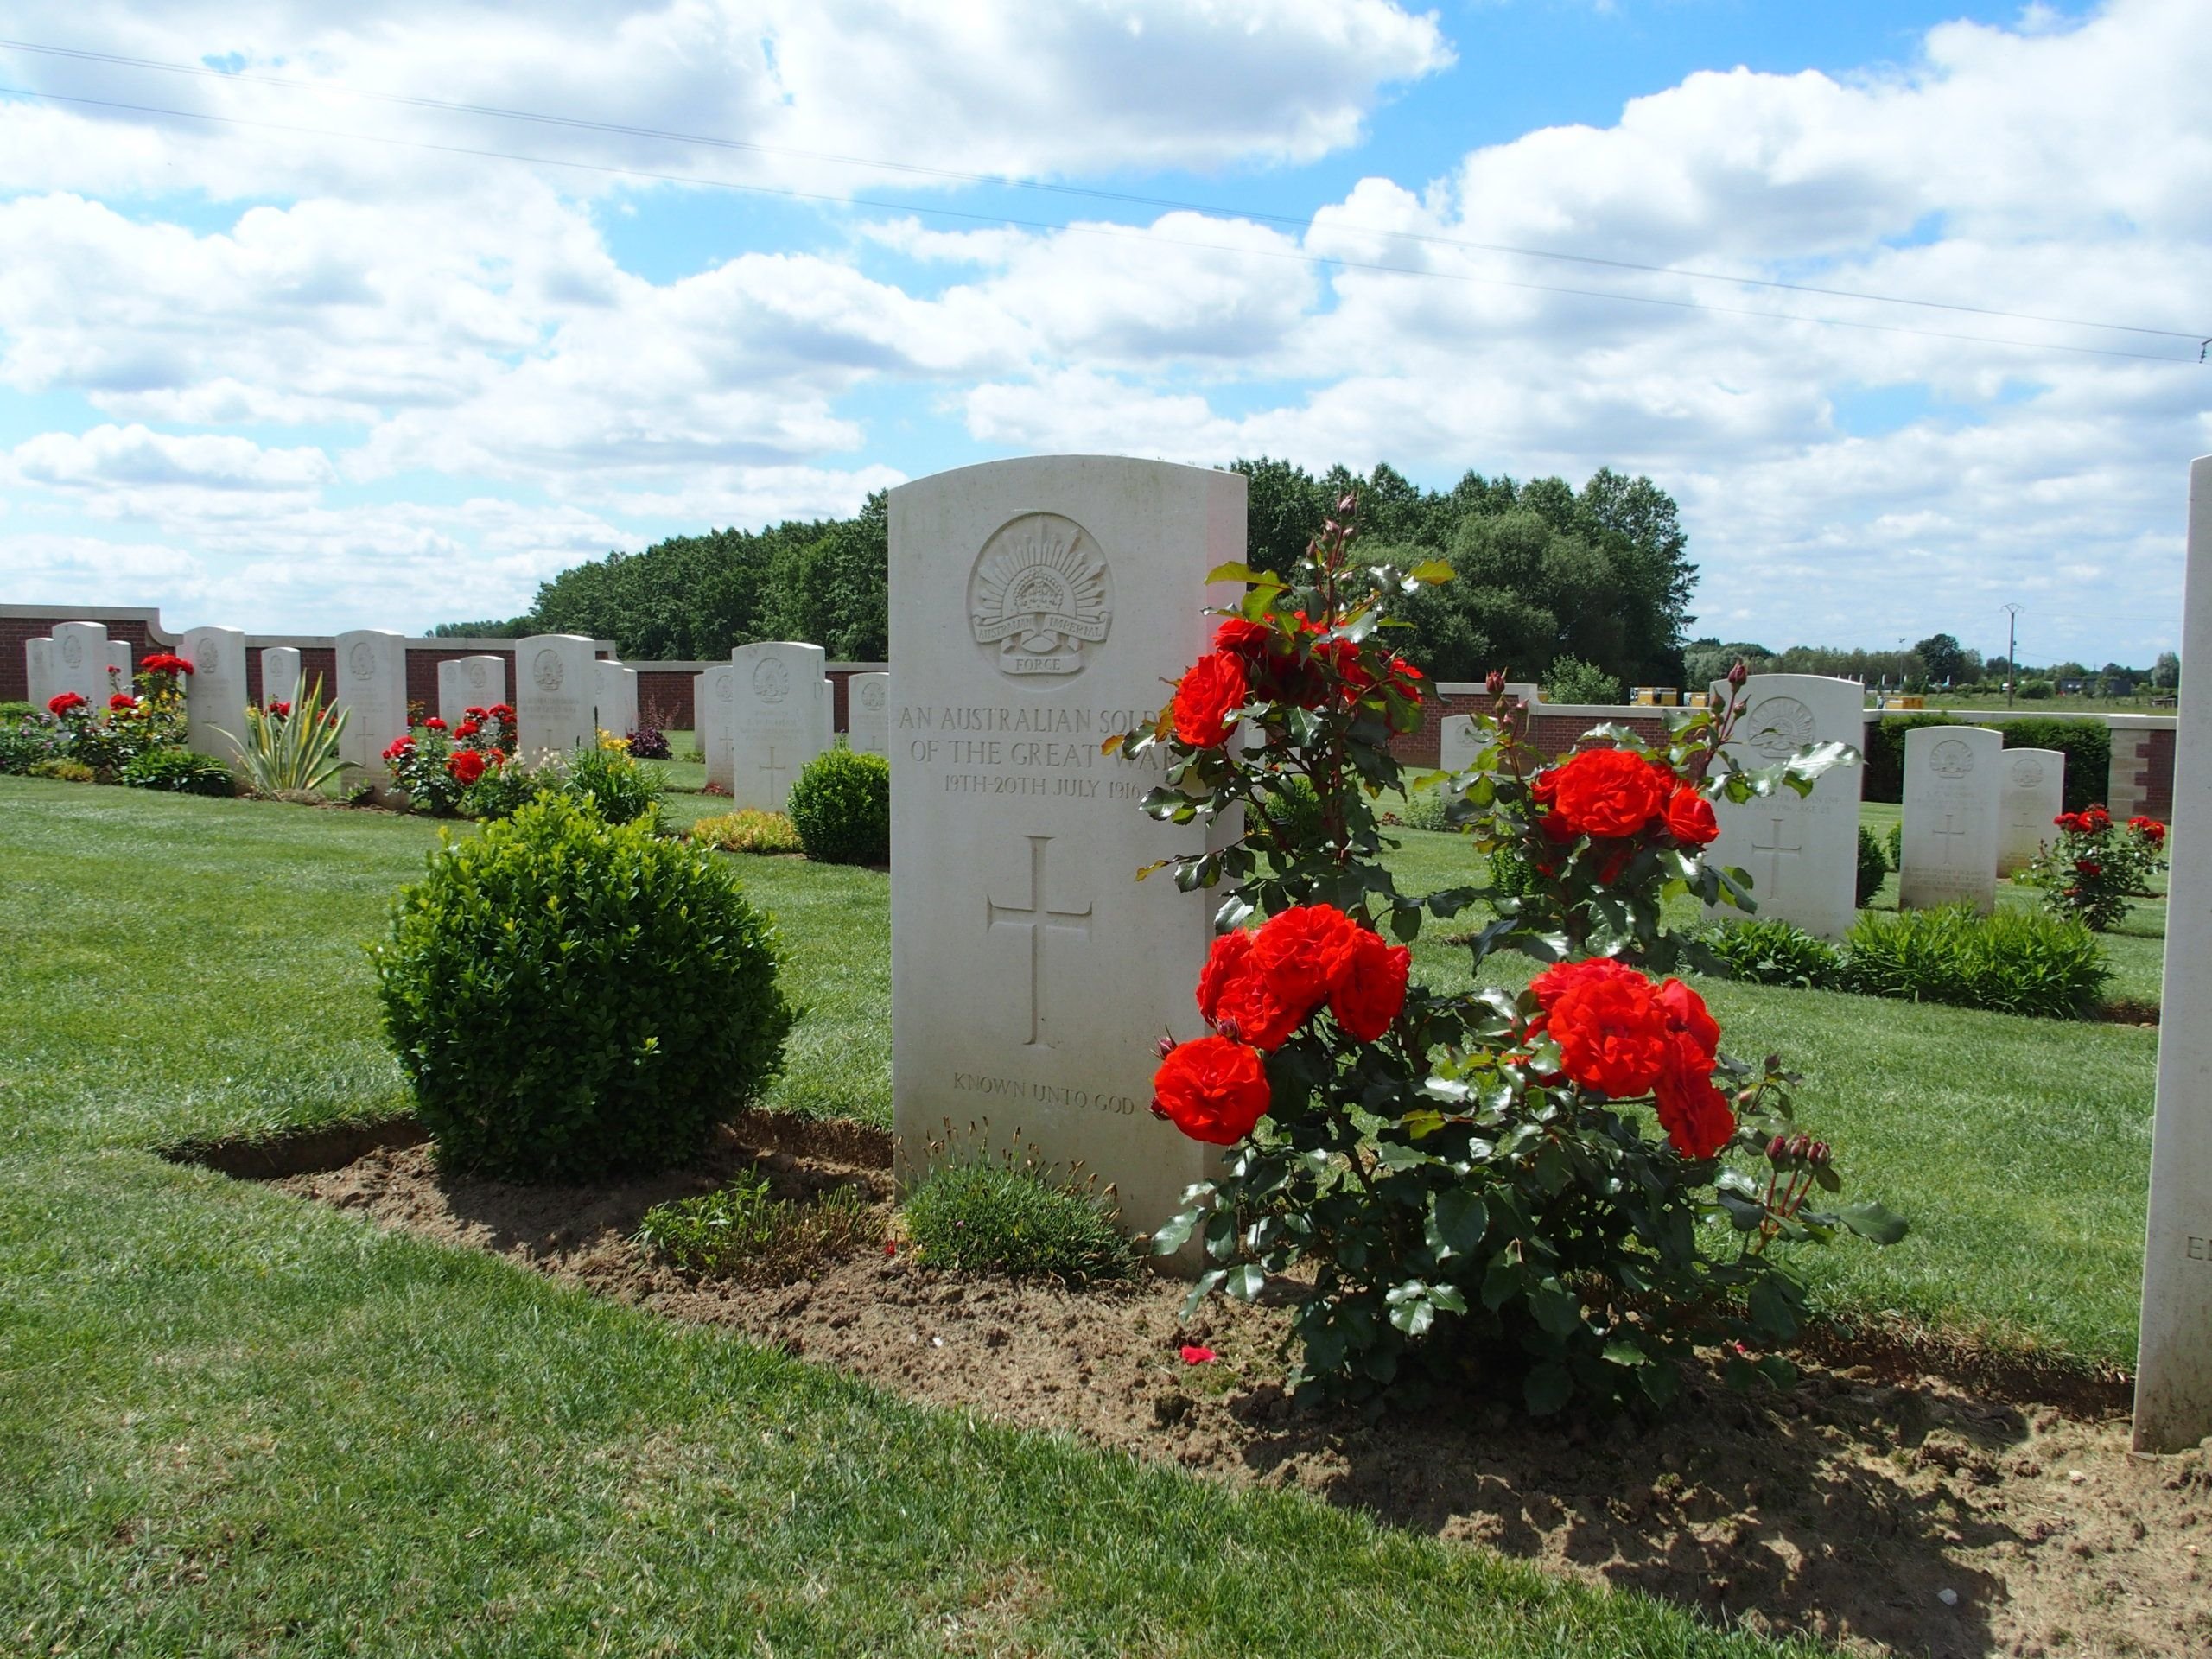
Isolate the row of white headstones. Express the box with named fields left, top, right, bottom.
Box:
left=24, top=454, right=2209, bottom=1455
left=21, top=625, right=895, bottom=796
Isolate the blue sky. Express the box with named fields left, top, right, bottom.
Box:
left=0, top=0, right=2205, bottom=666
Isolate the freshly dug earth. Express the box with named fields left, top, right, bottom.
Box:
left=263, top=1118, right=2206, bottom=1659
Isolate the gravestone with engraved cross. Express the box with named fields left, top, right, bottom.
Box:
left=261, top=647, right=302, bottom=712
left=695, top=664, right=735, bottom=792
left=48, top=621, right=111, bottom=708
left=179, top=626, right=249, bottom=763
left=1898, top=724, right=2001, bottom=912
left=728, top=642, right=828, bottom=812
left=1997, top=747, right=2065, bottom=876
left=2136, top=454, right=2212, bottom=1452
left=334, top=629, right=410, bottom=782
left=23, top=638, right=54, bottom=710
left=437, top=655, right=506, bottom=728
left=1705, top=673, right=1865, bottom=938
left=848, top=672, right=891, bottom=756
left=515, top=634, right=599, bottom=760
left=888, top=456, right=1245, bottom=1253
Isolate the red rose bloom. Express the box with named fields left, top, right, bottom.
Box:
left=1653, top=1068, right=1736, bottom=1160
left=1532, top=748, right=1671, bottom=840
left=2083, top=807, right=2112, bottom=831
left=1250, top=903, right=1361, bottom=1014
left=268, top=701, right=291, bottom=718
left=454, top=719, right=482, bottom=738
left=382, top=736, right=415, bottom=762
left=488, top=702, right=515, bottom=721
left=1529, top=957, right=1669, bottom=1098
left=1212, top=969, right=1303, bottom=1049
left=1152, top=1035, right=1271, bottom=1146
left=423, top=716, right=448, bottom=732
left=447, top=750, right=487, bottom=785
left=1662, top=785, right=1719, bottom=846
left=1213, top=617, right=1271, bottom=656
left=464, top=705, right=488, bottom=720
left=107, top=693, right=137, bottom=711
left=1173, top=650, right=1248, bottom=747
left=47, top=691, right=87, bottom=715
left=1656, top=977, right=1720, bottom=1084
left=1196, top=929, right=1254, bottom=1025
left=1329, top=928, right=1410, bottom=1042
left=2075, top=859, right=2101, bottom=878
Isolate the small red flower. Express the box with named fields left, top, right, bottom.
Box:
left=382, top=736, right=416, bottom=762
left=1529, top=957, right=1669, bottom=1099
left=447, top=750, right=488, bottom=786
left=1172, top=651, right=1249, bottom=748
left=267, top=701, right=291, bottom=718
left=1662, top=785, right=1719, bottom=847
left=423, top=716, right=448, bottom=732
left=464, top=705, right=489, bottom=720
left=488, top=702, right=516, bottom=722
left=107, top=692, right=137, bottom=711
left=454, top=719, right=482, bottom=738
left=1213, top=617, right=1271, bottom=656
left=46, top=691, right=87, bottom=715
left=2075, top=859, right=2102, bottom=879
left=1179, top=1344, right=1217, bottom=1364
left=1249, top=904, right=1361, bottom=1014
left=1151, top=1034, right=1271, bottom=1145
left=1328, top=927, right=1410, bottom=1042
left=1653, top=1069, right=1736, bottom=1160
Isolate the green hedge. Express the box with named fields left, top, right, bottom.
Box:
left=1863, top=714, right=2109, bottom=811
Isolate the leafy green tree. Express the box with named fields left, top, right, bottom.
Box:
left=1542, top=654, right=1624, bottom=704
left=2155, top=650, right=2181, bottom=690
left=1915, top=632, right=1967, bottom=686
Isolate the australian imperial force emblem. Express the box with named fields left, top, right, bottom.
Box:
left=968, top=512, right=1114, bottom=679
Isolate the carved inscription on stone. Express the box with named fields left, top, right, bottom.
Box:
left=968, top=512, right=1114, bottom=679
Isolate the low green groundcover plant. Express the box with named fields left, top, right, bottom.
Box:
left=787, top=745, right=890, bottom=864
left=119, top=747, right=235, bottom=796
left=635, top=1169, right=876, bottom=1281
left=1838, top=904, right=2110, bottom=1019
left=690, top=808, right=804, bottom=855
left=902, top=1159, right=1138, bottom=1285
left=29, top=756, right=95, bottom=783
left=1700, top=918, right=1843, bottom=989
left=372, top=793, right=793, bottom=1180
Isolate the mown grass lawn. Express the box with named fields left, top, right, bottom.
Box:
left=2, top=778, right=1821, bottom=1659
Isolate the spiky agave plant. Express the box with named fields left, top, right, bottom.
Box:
left=219, top=675, right=352, bottom=797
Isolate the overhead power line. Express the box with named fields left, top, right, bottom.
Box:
left=0, top=80, right=2201, bottom=367
left=2, top=33, right=2205, bottom=348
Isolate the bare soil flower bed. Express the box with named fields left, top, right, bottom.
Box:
left=188, top=1114, right=2211, bottom=1659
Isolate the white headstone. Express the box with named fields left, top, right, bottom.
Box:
left=696, top=665, right=735, bottom=791
left=261, top=646, right=302, bottom=709
left=1997, top=747, right=2066, bottom=877
left=49, top=621, right=109, bottom=707
left=334, top=628, right=410, bottom=779
left=105, top=641, right=131, bottom=696
left=1897, top=725, right=2002, bottom=913
left=847, top=672, right=891, bottom=755
left=23, top=638, right=54, bottom=709
left=179, top=626, right=248, bottom=760
left=437, top=654, right=506, bottom=727
left=2137, top=454, right=2212, bottom=1452
left=594, top=659, right=640, bottom=740
left=888, top=456, right=1243, bottom=1247
left=728, top=641, right=828, bottom=811
left=515, top=635, right=599, bottom=759
left=1707, top=675, right=1866, bottom=938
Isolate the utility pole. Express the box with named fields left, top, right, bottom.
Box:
left=2004, top=603, right=2023, bottom=709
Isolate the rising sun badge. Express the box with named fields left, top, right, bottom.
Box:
left=968, top=512, right=1115, bottom=679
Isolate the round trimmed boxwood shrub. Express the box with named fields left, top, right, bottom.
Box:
left=121, top=747, right=235, bottom=796
left=372, top=793, right=793, bottom=1179
left=787, top=745, right=889, bottom=864
left=1855, top=824, right=1889, bottom=906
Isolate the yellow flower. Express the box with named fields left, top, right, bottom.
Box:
left=596, top=728, right=632, bottom=753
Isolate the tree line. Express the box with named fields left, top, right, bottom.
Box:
left=435, top=459, right=1703, bottom=693
left=1684, top=635, right=2178, bottom=699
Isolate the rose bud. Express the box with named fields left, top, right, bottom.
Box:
left=1154, top=1032, right=1179, bottom=1060
left=1727, top=659, right=1750, bottom=688
left=1789, top=1132, right=1812, bottom=1160
left=1148, top=1099, right=1172, bottom=1122
left=1766, top=1134, right=1788, bottom=1162
left=1485, top=669, right=1506, bottom=698
left=1809, top=1141, right=1831, bottom=1166
left=1337, top=492, right=1357, bottom=514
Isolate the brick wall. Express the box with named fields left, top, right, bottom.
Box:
left=3, top=610, right=168, bottom=702
left=2109, top=721, right=2177, bottom=820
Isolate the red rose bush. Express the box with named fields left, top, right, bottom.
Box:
left=383, top=702, right=516, bottom=815
left=1123, top=495, right=1899, bottom=1416
left=2027, top=803, right=2165, bottom=931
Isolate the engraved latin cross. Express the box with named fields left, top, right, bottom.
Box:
left=986, top=835, right=1094, bottom=1048
left=1932, top=814, right=1968, bottom=867
left=1751, top=813, right=1803, bottom=898
left=757, top=745, right=790, bottom=804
